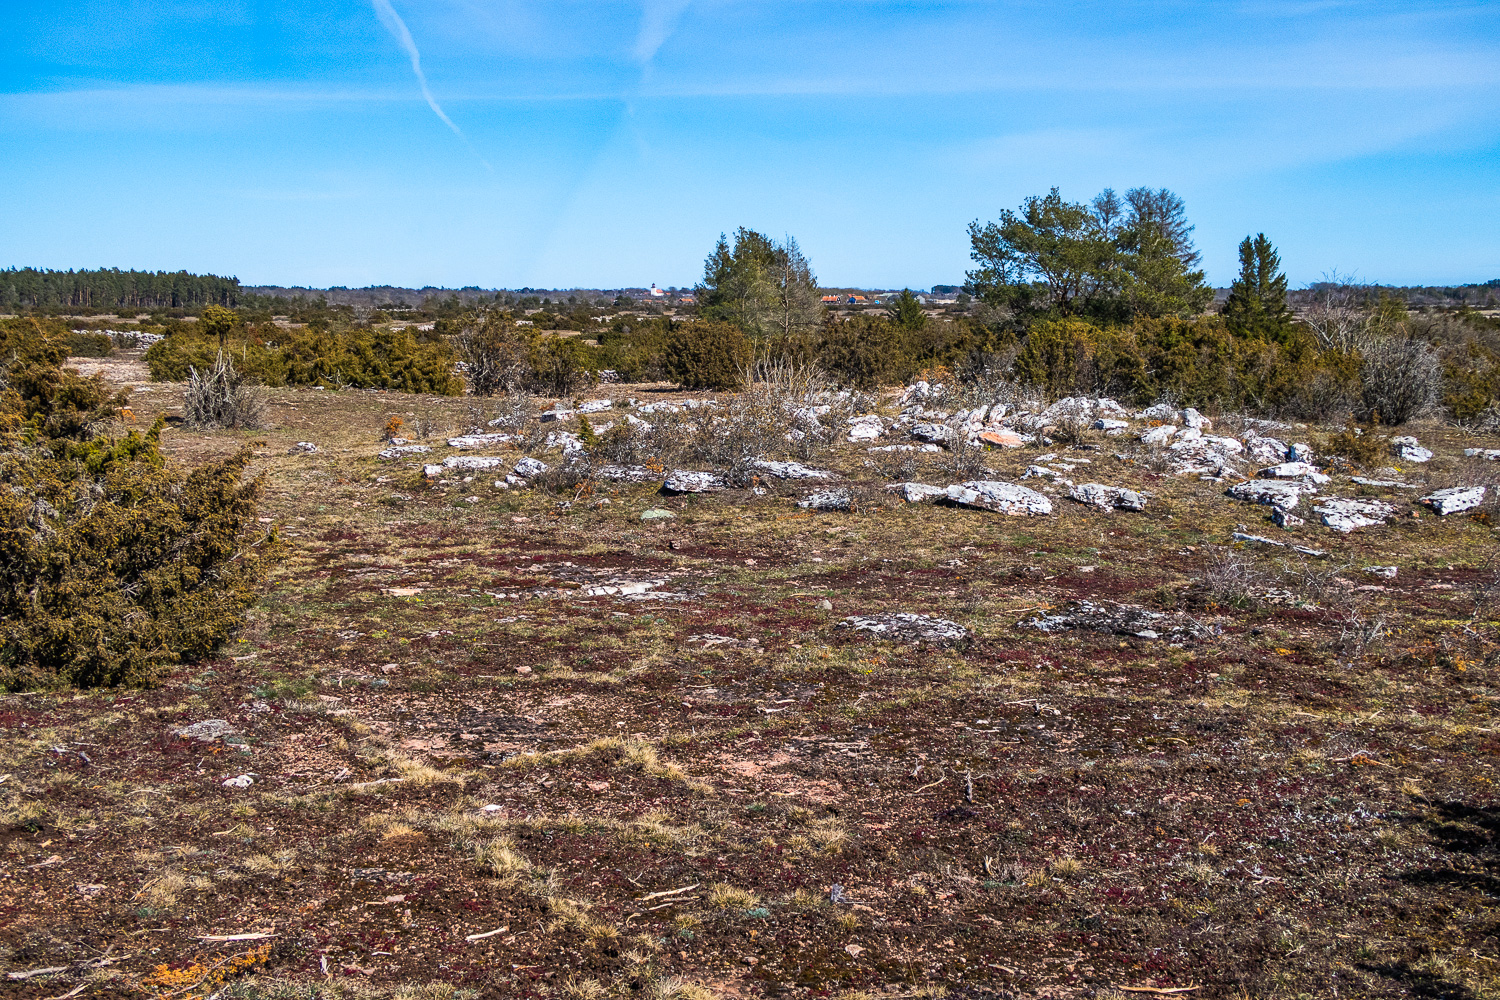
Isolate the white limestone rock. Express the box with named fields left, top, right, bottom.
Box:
left=753, top=460, right=838, bottom=480
left=1068, top=483, right=1147, bottom=511
left=664, top=470, right=726, bottom=493
left=798, top=489, right=852, bottom=511
left=1227, top=480, right=1317, bottom=511
left=944, top=481, right=1053, bottom=515
left=1313, top=497, right=1398, bottom=533
left=443, top=455, right=505, bottom=471
left=900, top=483, right=949, bottom=503
left=1260, top=462, right=1331, bottom=484
left=838, top=612, right=968, bottom=644
left=1420, top=486, right=1487, bottom=515
left=512, top=457, right=550, bottom=478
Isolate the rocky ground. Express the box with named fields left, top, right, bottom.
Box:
left=3, top=363, right=1500, bottom=1000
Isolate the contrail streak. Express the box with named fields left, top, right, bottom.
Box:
left=371, top=0, right=490, bottom=168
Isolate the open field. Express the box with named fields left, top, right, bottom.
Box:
left=3, top=358, right=1500, bottom=1000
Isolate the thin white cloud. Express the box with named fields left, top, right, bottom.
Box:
left=371, top=0, right=491, bottom=167
left=633, top=0, right=692, bottom=64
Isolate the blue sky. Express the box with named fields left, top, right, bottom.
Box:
left=3, top=1, right=1498, bottom=290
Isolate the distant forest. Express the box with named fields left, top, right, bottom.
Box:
left=2, top=266, right=1497, bottom=317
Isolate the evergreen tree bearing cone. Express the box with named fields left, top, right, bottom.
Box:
left=1222, top=233, right=1296, bottom=341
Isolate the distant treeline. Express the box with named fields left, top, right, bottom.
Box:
left=0, top=268, right=243, bottom=312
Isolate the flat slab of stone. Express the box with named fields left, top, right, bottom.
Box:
left=378, top=444, right=431, bottom=460
left=754, top=460, right=838, bottom=480
left=443, top=455, right=505, bottom=471
left=1350, top=476, right=1412, bottom=488
left=512, top=457, right=550, bottom=478
left=945, top=481, right=1053, bottom=515
left=975, top=428, right=1029, bottom=448
left=837, top=612, right=968, bottom=644
left=640, top=508, right=676, bottom=520
left=447, top=433, right=514, bottom=449
left=172, top=719, right=236, bottom=742
left=1260, top=462, right=1330, bottom=483
left=1022, top=600, right=1209, bottom=641
left=1068, top=483, right=1147, bottom=511
left=1313, top=497, right=1398, bottom=532
left=664, top=470, right=726, bottom=493
left=898, top=483, right=949, bottom=503
left=596, top=464, right=659, bottom=482
left=798, top=489, right=852, bottom=511
left=1227, top=480, right=1317, bottom=511
left=910, top=422, right=954, bottom=445
left=1421, top=486, right=1486, bottom=515
left=576, top=399, right=614, bottom=413
left=1232, top=530, right=1326, bottom=557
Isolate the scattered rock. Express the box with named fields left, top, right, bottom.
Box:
left=975, top=428, right=1029, bottom=448
left=1023, top=600, right=1209, bottom=641
left=640, top=509, right=675, bottom=521
left=1227, top=480, right=1316, bottom=511
left=1421, top=486, right=1487, bottom=515
left=1139, top=424, right=1177, bottom=446
left=910, top=422, right=954, bottom=446
left=846, top=414, right=885, bottom=442
left=538, top=409, right=574, bottom=422
left=288, top=441, right=319, bottom=455
left=1093, top=418, right=1129, bottom=434
left=512, top=457, right=550, bottom=478
left=447, top=433, right=514, bottom=449
left=1312, top=497, right=1398, bottom=533
left=798, top=489, right=852, bottom=511
left=423, top=464, right=444, bottom=479
left=443, top=455, right=505, bottom=471
left=1260, top=462, right=1330, bottom=484
left=1068, top=483, right=1147, bottom=511
left=664, top=470, right=726, bottom=493
left=545, top=431, right=583, bottom=455
left=173, top=719, right=236, bottom=742
left=1232, top=531, right=1326, bottom=557
left=576, top=399, right=614, bottom=413
left=817, top=599, right=833, bottom=610
left=222, top=774, right=255, bottom=789
left=1364, top=565, right=1398, bottom=579
left=1136, top=403, right=1179, bottom=423
left=1287, top=442, right=1315, bottom=463
left=1464, top=448, right=1500, bottom=461
left=754, top=460, right=838, bottom=480
left=1180, top=408, right=1212, bottom=431
left=1271, top=508, right=1305, bottom=528
left=838, top=612, right=969, bottom=644
left=1242, top=434, right=1289, bottom=465
left=1391, top=435, right=1433, bottom=463
left=898, top=483, right=949, bottom=503
left=944, top=481, right=1053, bottom=516
left=596, top=464, right=658, bottom=482
left=378, top=444, right=431, bottom=460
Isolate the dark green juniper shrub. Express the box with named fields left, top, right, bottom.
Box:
left=0, top=317, right=281, bottom=689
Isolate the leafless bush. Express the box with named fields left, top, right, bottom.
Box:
left=1049, top=411, right=1095, bottom=447
left=183, top=352, right=265, bottom=430
left=1360, top=334, right=1441, bottom=424
left=1302, top=270, right=1378, bottom=354
left=865, top=449, right=922, bottom=482
left=1278, top=554, right=1353, bottom=606
left=1199, top=547, right=1267, bottom=609
left=937, top=425, right=988, bottom=479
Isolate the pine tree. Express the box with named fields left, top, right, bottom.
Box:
left=887, top=289, right=928, bottom=330
left=1222, top=233, right=1294, bottom=341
